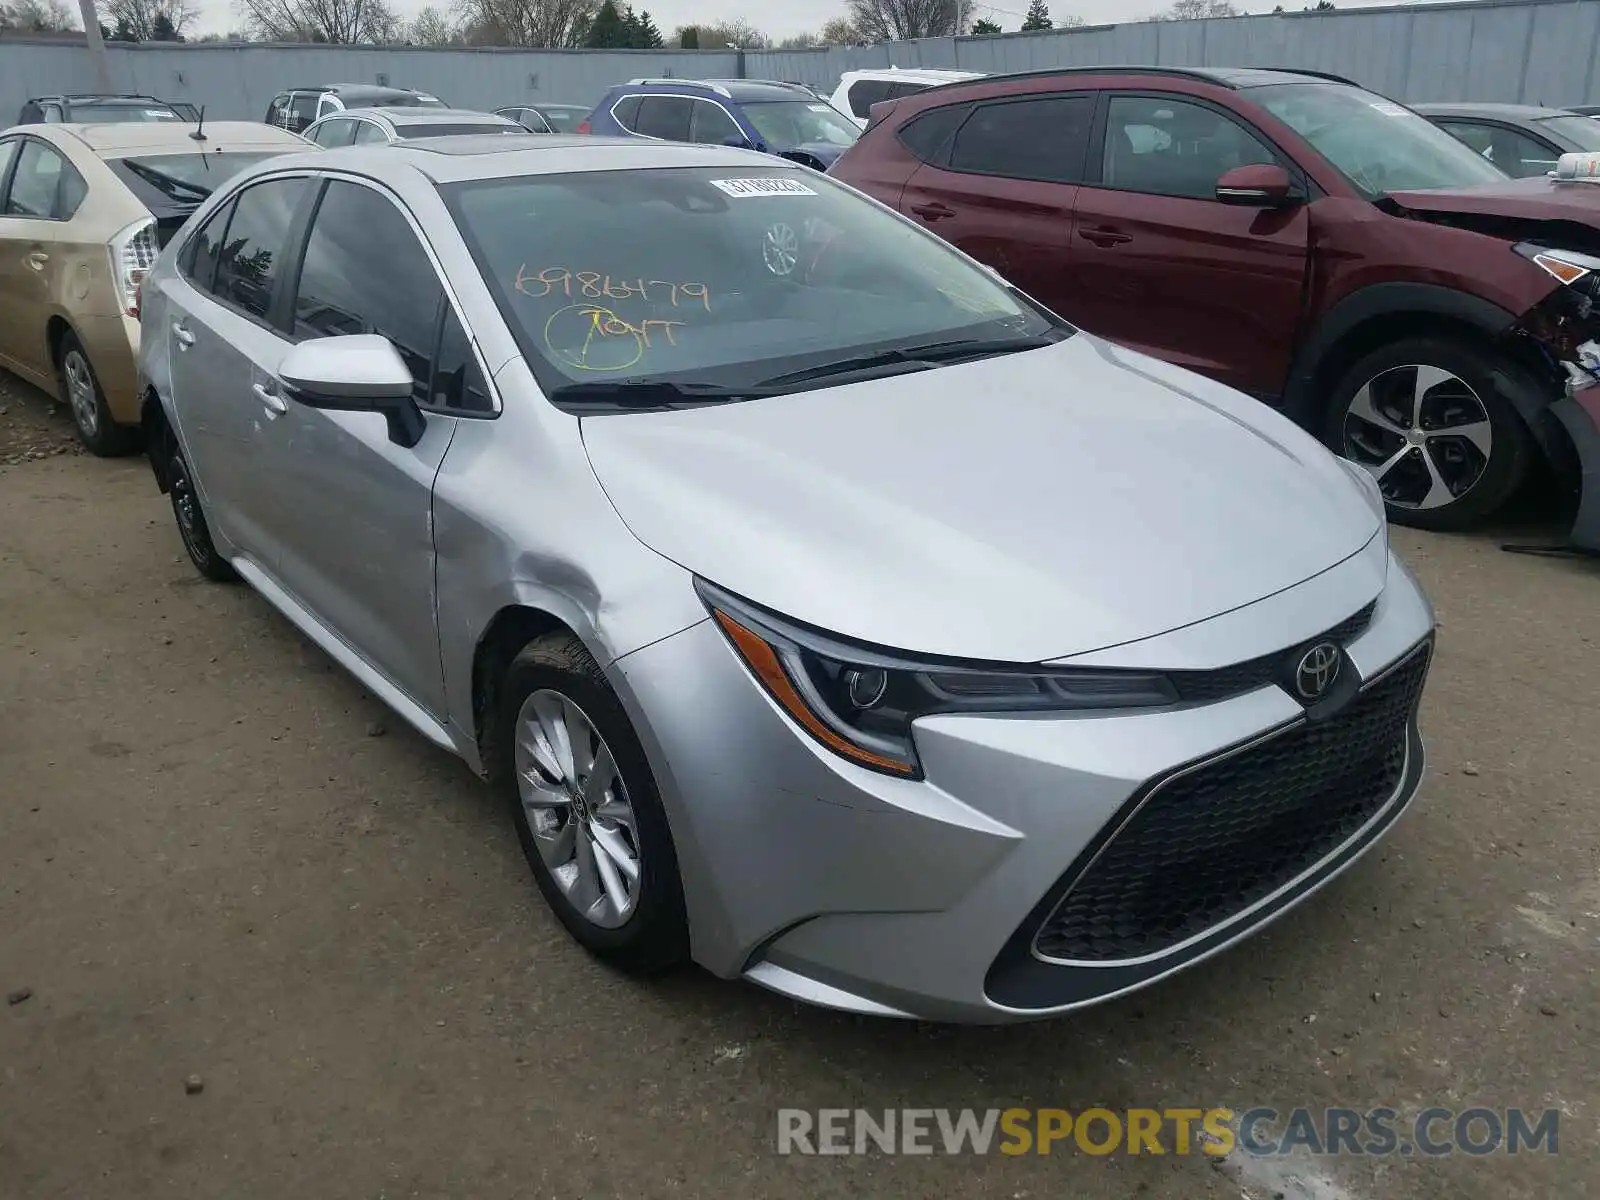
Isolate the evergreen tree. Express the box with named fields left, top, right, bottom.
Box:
left=636, top=9, right=662, bottom=47
left=1020, top=0, right=1052, bottom=30
left=970, top=17, right=1001, bottom=33
left=620, top=6, right=641, bottom=45
left=150, top=12, right=181, bottom=40
left=584, top=0, right=629, bottom=47
left=678, top=24, right=698, bottom=48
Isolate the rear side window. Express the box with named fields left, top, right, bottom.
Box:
left=949, top=95, right=1094, bottom=184
left=213, top=177, right=308, bottom=322
left=313, top=119, right=357, bottom=147
left=353, top=121, right=388, bottom=144
left=634, top=96, right=693, bottom=141
left=896, top=104, right=970, bottom=163
left=610, top=95, right=644, bottom=130
left=3, top=140, right=85, bottom=219
left=846, top=79, right=893, bottom=119
left=180, top=198, right=234, bottom=292
left=289, top=93, right=319, bottom=128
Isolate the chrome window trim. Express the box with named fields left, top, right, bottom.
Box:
left=610, top=92, right=745, bottom=143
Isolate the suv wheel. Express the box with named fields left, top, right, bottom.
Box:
left=1326, top=337, right=1534, bottom=531
left=490, top=632, right=689, bottom=975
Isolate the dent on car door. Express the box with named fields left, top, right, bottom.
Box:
left=1067, top=93, right=1311, bottom=396
left=270, top=178, right=468, bottom=717
left=161, top=177, right=312, bottom=566
left=899, top=94, right=1091, bottom=313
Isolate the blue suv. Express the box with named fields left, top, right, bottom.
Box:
left=580, top=78, right=860, bottom=170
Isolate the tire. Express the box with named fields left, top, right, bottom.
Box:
left=58, top=332, right=140, bottom=457
left=489, top=631, right=689, bottom=975
left=1324, top=336, right=1535, bottom=531
left=166, top=439, right=238, bottom=583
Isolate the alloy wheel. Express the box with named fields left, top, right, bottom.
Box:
left=514, top=689, right=642, bottom=929
left=762, top=222, right=800, bottom=277
left=63, top=350, right=98, bottom=438
left=1341, top=364, right=1493, bottom=510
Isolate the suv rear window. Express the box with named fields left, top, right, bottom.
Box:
left=896, top=104, right=970, bottom=163
left=949, top=95, right=1093, bottom=183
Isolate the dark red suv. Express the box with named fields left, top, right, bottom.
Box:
left=829, top=65, right=1600, bottom=547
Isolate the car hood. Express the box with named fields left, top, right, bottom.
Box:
left=1388, top=175, right=1600, bottom=223
left=580, top=335, right=1382, bottom=663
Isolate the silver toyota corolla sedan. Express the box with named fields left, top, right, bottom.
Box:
left=137, top=134, right=1436, bottom=1023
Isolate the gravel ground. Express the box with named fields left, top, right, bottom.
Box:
left=2, top=371, right=1597, bottom=1199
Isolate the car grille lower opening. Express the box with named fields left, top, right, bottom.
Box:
left=1033, top=642, right=1430, bottom=965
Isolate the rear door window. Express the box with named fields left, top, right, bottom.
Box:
left=948, top=94, right=1094, bottom=184
left=846, top=79, right=893, bottom=119
left=312, top=119, right=358, bottom=147
left=212, top=177, right=308, bottom=323
left=634, top=96, right=693, bottom=141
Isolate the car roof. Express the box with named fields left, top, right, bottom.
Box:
left=39, top=121, right=310, bottom=155
left=330, top=107, right=516, bottom=126
left=838, top=68, right=985, bottom=82
left=235, top=135, right=789, bottom=185
left=914, top=64, right=1360, bottom=98
left=616, top=78, right=819, bottom=102
left=31, top=94, right=177, bottom=107
left=293, top=83, right=428, bottom=99
left=1411, top=102, right=1576, bottom=120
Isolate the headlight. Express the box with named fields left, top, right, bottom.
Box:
left=697, top=580, right=1178, bottom=778
left=1513, top=242, right=1600, bottom=287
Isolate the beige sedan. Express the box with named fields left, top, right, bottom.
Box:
left=0, top=120, right=311, bottom=454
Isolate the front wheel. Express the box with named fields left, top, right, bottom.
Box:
left=490, top=632, right=689, bottom=975
left=1325, top=337, right=1536, bottom=531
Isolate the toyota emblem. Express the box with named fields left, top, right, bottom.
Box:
left=1294, top=642, right=1342, bottom=701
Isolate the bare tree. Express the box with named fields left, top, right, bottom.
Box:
left=846, top=0, right=969, bottom=41
left=777, top=30, right=818, bottom=48
left=104, top=0, right=198, bottom=40
left=234, top=0, right=402, bottom=42
left=406, top=2, right=456, bottom=41
left=818, top=15, right=857, bottom=42
left=695, top=15, right=766, bottom=48
left=454, top=0, right=594, bottom=45
left=1156, top=0, right=1238, bottom=17
left=1, top=0, right=76, bottom=30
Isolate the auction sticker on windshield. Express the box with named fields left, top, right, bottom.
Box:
left=1369, top=101, right=1408, bottom=116
left=710, top=178, right=819, bottom=198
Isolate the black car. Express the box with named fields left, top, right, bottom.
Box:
left=1414, top=102, right=1600, bottom=177
left=264, top=84, right=448, bottom=134
left=17, top=94, right=198, bottom=124
left=494, top=102, right=592, bottom=134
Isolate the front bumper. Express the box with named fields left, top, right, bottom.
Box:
left=1551, top=382, right=1600, bottom=553
left=611, top=547, right=1435, bottom=1024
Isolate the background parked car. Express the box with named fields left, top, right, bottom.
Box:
left=265, top=85, right=447, bottom=134
left=0, top=120, right=310, bottom=454
left=304, top=107, right=527, bottom=147
left=1565, top=104, right=1600, bottom=117
left=1415, top=103, right=1600, bottom=177
left=580, top=78, right=859, bottom=170
left=828, top=68, right=987, bottom=128
left=495, top=103, right=591, bottom=134
left=828, top=65, right=1600, bottom=543
left=17, top=95, right=197, bottom=125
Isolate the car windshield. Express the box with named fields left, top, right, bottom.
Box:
left=1251, top=83, right=1507, bottom=195
left=445, top=166, right=1060, bottom=403
left=69, top=103, right=183, bottom=123
left=740, top=100, right=860, bottom=150
left=539, top=106, right=588, bottom=132
left=1536, top=114, right=1600, bottom=151
left=394, top=122, right=521, bottom=139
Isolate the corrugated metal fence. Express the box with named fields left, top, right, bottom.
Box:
left=4, top=0, right=1600, bottom=125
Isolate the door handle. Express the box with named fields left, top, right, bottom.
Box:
left=172, top=322, right=195, bottom=347
left=24, top=251, right=47, bottom=271
left=909, top=201, right=956, bottom=221
left=252, top=382, right=288, bottom=416
left=1079, top=228, right=1132, bottom=247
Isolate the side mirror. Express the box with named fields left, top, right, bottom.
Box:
left=1215, top=163, right=1294, bottom=207
left=277, top=334, right=426, bottom=448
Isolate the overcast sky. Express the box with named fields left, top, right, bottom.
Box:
left=191, top=0, right=1473, bottom=43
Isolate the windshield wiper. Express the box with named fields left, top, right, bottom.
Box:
left=756, top=333, right=1061, bottom=389
left=547, top=378, right=774, bottom=412
left=120, top=159, right=212, bottom=202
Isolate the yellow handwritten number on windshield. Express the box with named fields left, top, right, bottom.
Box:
left=543, top=304, right=686, bottom=372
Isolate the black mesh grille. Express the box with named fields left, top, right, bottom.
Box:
left=1034, top=642, right=1430, bottom=964
left=1167, top=601, right=1377, bottom=705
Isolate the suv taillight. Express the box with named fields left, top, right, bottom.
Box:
left=575, top=118, right=591, bottom=134
left=109, top=217, right=157, bottom=319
